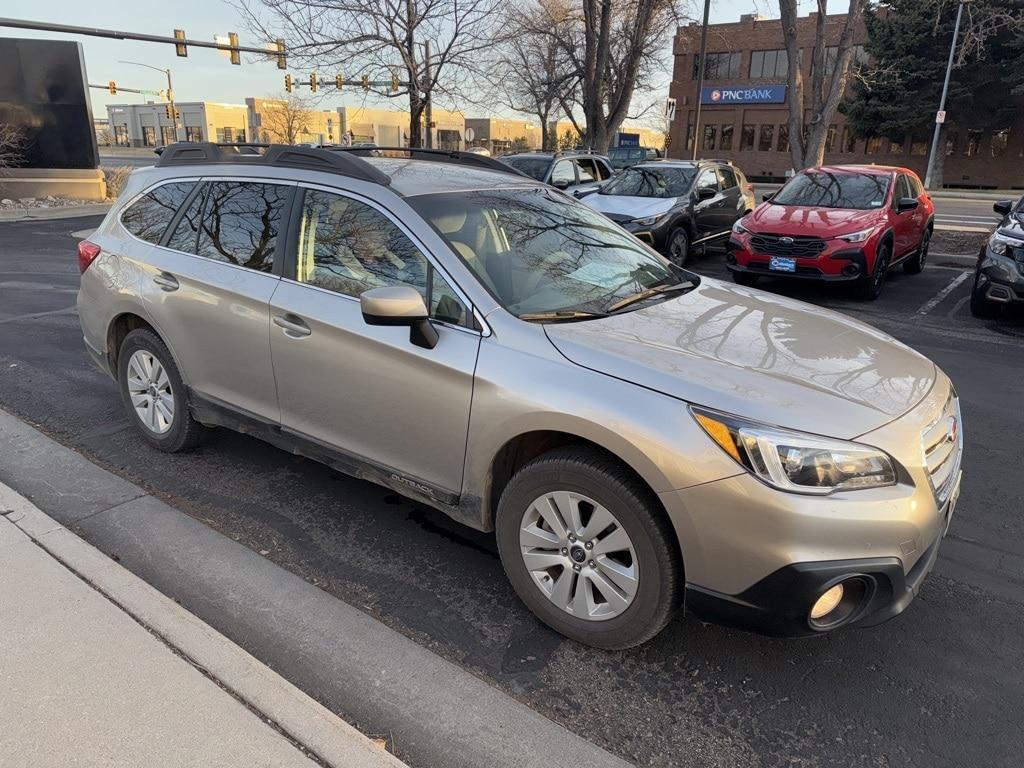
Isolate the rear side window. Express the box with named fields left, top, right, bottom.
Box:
left=196, top=181, right=290, bottom=273
left=166, top=184, right=206, bottom=253
left=120, top=181, right=195, bottom=244
left=718, top=166, right=738, bottom=189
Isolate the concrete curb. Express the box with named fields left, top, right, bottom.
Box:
left=0, top=480, right=407, bottom=768
left=0, top=408, right=634, bottom=768
left=0, top=203, right=112, bottom=222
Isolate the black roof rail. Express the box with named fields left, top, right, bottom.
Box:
left=154, top=142, right=391, bottom=185
left=327, top=146, right=532, bottom=179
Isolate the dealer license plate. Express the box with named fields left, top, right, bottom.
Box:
left=769, top=256, right=796, bottom=272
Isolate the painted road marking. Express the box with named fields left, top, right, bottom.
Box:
left=916, top=271, right=971, bottom=315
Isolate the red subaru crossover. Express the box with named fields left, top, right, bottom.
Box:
left=726, top=165, right=934, bottom=300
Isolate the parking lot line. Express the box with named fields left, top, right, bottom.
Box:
left=916, top=271, right=971, bottom=315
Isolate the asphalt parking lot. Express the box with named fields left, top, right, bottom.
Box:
left=1, top=215, right=1022, bottom=768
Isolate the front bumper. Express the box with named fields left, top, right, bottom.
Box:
left=975, top=250, right=1024, bottom=304
left=726, top=238, right=869, bottom=282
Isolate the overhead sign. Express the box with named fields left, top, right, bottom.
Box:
left=701, top=85, right=787, bottom=105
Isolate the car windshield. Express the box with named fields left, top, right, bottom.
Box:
left=601, top=166, right=695, bottom=198
left=772, top=171, right=891, bottom=210
left=408, top=188, right=693, bottom=318
left=499, top=156, right=550, bottom=182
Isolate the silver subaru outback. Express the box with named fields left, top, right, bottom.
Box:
left=77, top=143, right=963, bottom=649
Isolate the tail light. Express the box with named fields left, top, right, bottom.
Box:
left=745, top=183, right=755, bottom=193
left=78, top=241, right=101, bottom=274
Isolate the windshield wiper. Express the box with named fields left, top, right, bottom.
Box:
left=605, top=281, right=695, bottom=313
left=517, top=309, right=609, bottom=322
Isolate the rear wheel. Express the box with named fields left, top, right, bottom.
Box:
left=969, top=273, right=1000, bottom=318
left=903, top=227, right=931, bottom=274
left=495, top=446, right=682, bottom=649
left=117, top=329, right=208, bottom=452
left=732, top=271, right=759, bottom=287
left=857, top=242, right=890, bottom=301
left=666, top=228, right=690, bottom=266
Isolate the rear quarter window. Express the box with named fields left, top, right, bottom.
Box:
left=120, top=181, right=196, bottom=244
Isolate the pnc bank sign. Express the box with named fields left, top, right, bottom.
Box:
left=700, top=85, right=787, bottom=105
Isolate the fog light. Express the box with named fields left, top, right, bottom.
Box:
left=810, top=584, right=844, bottom=620
left=842, top=263, right=861, bottom=277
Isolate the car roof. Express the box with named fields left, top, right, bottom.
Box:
left=633, top=160, right=696, bottom=169
left=812, top=164, right=913, bottom=176
left=367, top=157, right=539, bottom=197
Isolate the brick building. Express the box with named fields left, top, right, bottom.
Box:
left=668, top=12, right=1024, bottom=188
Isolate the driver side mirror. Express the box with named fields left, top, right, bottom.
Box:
left=360, top=286, right=438, bottom=350
left=994, top=200, right=1013, bottom=216
left=696, top=186, right=717, bottom=201
left=552, top=179, right=571, bottom=190
left=897, top=197, right=920, bottom=213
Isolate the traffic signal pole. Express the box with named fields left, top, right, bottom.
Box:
left=923, top=0, right=967, bottom=190
left=120, top=61, right=180, bottom=142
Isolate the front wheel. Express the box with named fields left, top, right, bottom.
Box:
left=495, top=447, right=682, bottom=649
left=856, top=243, right=890, bottom=301
left=903, top=227, right=931, bottom=274
left=666, top=228, right=690, bottom=266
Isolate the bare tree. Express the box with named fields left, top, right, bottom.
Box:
left=257, top=94, right=315, bottom=145
left=0, top=123, right=26, bottom=169
left=779, top=0, right=870, bottom=169
left=233, top=0, right=503, bottom=148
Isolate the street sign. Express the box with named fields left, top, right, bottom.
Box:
left=464, top=127, right=475, bottom=142
left=665, top=97, right=677, bottom=122
left=936, top=110, right=946, bottom=124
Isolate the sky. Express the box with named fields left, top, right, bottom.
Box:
left=4, top=0, right=851, bottom=123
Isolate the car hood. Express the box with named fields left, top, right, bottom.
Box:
left=749, top=202, right=881, bottom=238
left=544, top=278, right=935, bottom=439
left=584, top=193, right=676, bottom=221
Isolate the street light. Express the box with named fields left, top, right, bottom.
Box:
left=923, top=0, right=970, bottom=190
left=119, top=60, right=181, bottom=143
left=691, top=0, right=712, bottom=161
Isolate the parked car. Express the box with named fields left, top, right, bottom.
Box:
left=497, top=150, right=614, bottom=198
left=728, top=165, right=935, bottom=300
left=970, top=195, right=1024, bottom=317
left=77, top=142, right=962, bottom=649
left=465, top=146, right=491, bottom=157
left=581, top=160, right=756, bottom=264
left=608, top=146, right=660, bottom=170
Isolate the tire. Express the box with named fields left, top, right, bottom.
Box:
left=732, top=271, right=759, bottom=287
left=666, top=228, right=690, bottom=266
left=495, top=446, right=683, bottom=649
left=117, top=328, right=207, bottom=452
left=903, top=227, right=931, bottom=275
left=969, top=273, right=1000, bottom=318
left=856, top=242, right=890, bottom=301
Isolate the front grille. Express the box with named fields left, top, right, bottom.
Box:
left=750, top=234, right=827, bottom=258
left=921, top=393, right=963, bottom=506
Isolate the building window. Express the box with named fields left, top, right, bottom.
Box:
left=686, top=124, right=695, bottom=152
left=693, top=51, right=741, bottom=80
left=776, top=124, right=789, bottom=153
left=702, top=124, right=717, bottom=150
left=720, top=124, right=734, bottom=150
left=944, top=131, right=958, bottom=156
left=818, top=45, right=869, bottom=76
left=114, top=125, right=129, bottom=146
left=965, top=129, right=982, bottom=157
left=991, top=128, right=1010, bottom=157
left=186, top=126, right=203, bottom=142
left=841, top=126, right=856, bottom=153
left=740, top=124, right=755, bottom=151
left=758, top=124, right=774, bottom=152
left=750, top=49, right=788, bottom=79
left=142, top=126, right=157, bottom=147
left=865, top=136, right=884, bottom=155
left=888, top=138, right=905, bottom=155
left=825, top=125, right=837, bottom=153
left=910, top=136, right=928, bottom=156
left=162, top=126, right=175, bottom=146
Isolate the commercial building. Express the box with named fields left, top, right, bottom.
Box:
left=106, top=102, right=248, bottom=147
left=246, top=98, right=339, bottom=145
left=668, top=12, right=1024, bottom=188
left=465, top=118, right=542, bottom=154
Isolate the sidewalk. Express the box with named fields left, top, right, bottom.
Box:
left=0, top=483, right=405, bottom=768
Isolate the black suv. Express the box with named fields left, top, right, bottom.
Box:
left=580, top=160, right=756, bottom=264
left=971, top=195, right=1024, bottom=317
left=497, top=151, right=614, bottom=197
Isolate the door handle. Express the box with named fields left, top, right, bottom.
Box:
left=153, top=272, right=179, bottom=292
left=273, top=314, right=312, bottom=338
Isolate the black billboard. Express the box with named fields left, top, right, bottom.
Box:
left=0, top=38, right=99, bottom=169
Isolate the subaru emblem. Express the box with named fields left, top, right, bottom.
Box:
left=779, top=236, right=794, bottom=245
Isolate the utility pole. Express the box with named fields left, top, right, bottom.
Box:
left=924, top=0, right=968, bottom=190
left=120, top=60, right=180, bottom=142
left=423, top=40, right=433, bottom=150
left=691, top=0, right=711, bottom=162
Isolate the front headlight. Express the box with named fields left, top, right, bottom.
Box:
left=837, top=227, right=877, bottom=243
left=988, top=231, right=1024, bottom=256
left=631, top=213, right=669, bottom=227
left=732, top=219, right=749, bottom=235
left=691, top=407, right=897, bottom=494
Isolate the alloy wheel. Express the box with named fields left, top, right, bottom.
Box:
left=669, top=231, right=689, bottom=265
left=519, top=491, right=639, bottom=621
left=126, top=349, right=175, bottom=434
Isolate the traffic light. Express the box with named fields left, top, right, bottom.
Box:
left=309, top=72, right=318, bottom=93
left=361, top=75, right=369, bottom=91
left=391, top=73, right=400, bottom=92
left=174, top=28, right=187, bottom=57
left=335, top=74, right=344, bottom=90
left=275, top=39, right=286, bottom=70
left=165, top=103, right=174, bottom=119
left=284, top=74, right=293, bottom=93
left=228, top=32, right=240, bottom=66
left=108, top=80, right=117, bottom=95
